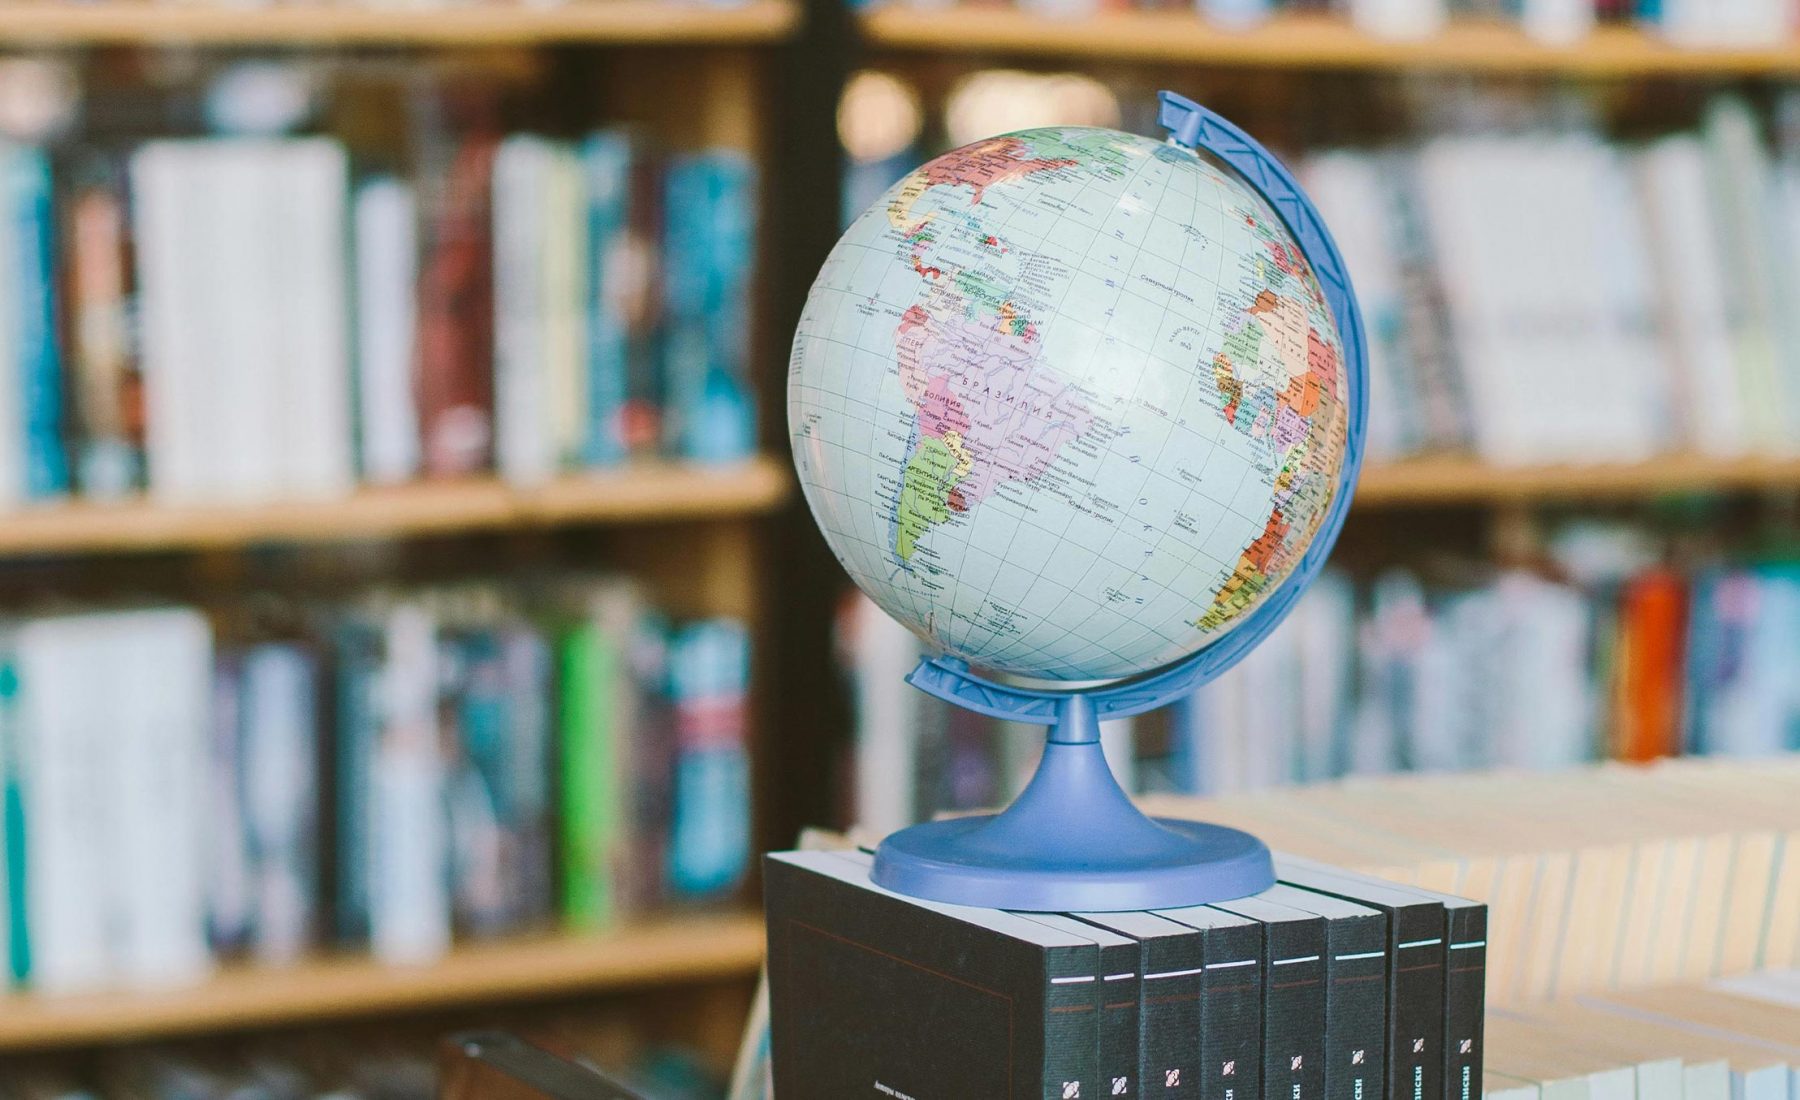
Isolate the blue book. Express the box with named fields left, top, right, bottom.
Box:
left=581, top=132, right=634, bottom=467
left=5, top=145, right=68, bottom=500
left=332, top=619, right=384, bottom=945
left=663, top=154, right=756, bottom=464
left=667, top=619, right=751, bottom=898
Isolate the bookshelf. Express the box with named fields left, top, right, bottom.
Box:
left=0, top=459, right=790, bottom=558
left=1356, top=454, right=1800, bottom=506
left=860, top=8, right=1800, bottom=75
left=0, top=0, right=800, bottom=46
left=0, top=912, right=766, bottom=1053
left=0, top=0, right=822, bottom=1074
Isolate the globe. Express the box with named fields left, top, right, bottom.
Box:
left=789, top=123, right=1353, bottom=684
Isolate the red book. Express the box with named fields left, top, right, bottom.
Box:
left=415, top=132, right=499, bottom=479
left=1612, top=569, right=1688, bottom=763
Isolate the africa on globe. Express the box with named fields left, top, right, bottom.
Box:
left=789, top=123, right=1351, bottom=683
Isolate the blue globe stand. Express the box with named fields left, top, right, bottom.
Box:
left=869, top=91, right=1371, bottom=913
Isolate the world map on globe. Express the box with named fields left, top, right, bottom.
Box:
left=790, top=125, right=1350, bottom=682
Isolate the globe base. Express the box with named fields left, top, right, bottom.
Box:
left=870, top=693, right=1274, bottom=912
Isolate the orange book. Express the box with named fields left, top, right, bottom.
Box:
left=1611, top=569, right=1687, bottom=762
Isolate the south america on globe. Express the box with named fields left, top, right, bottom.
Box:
left=789, top=123, right=1351, bottom=683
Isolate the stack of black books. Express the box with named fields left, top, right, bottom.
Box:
left=765, top=850, right=1486, bottom=1100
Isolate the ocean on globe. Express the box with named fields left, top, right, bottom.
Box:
left=789, top=125, right=1351, bottom=683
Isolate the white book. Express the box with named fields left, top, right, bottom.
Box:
left=1347, top=0, right=1446, bottom=41
left=370, top=601, right=450, bottom=966
left=353, top=176, right=422, bottom=485
left=1702, top=99, right=1792, bottom=455
left=1519, top=0, right=1594, bottom=45
left=241, top=645, right=316, bottom=965
left=1768, top=163, right=1800, bottom=449
left=132, top=143, right=208, bottom=503
left=15, top=615, right=114, bottom=993
left=1291, top=571, right=1353, bottom=782
left=208, top=142, right=284, bottom=502
left=1636, top=138, right=1751, bottom=457
left=274, top=140, right=355, bottom=499
left=847, top=592, right=924, bottom=836
left=1197, top=0, right=1270, bottom=29
left=543, top=144, right=589, bottom=471
left=1659, top=0, right=1789, bottom=46
left=1301, top=151, right=1416, bottom=462
left=492, top=136, right=556, bottom=488
left=108, top=610, right=213, bottom=989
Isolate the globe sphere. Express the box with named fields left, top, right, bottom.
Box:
left=790, top=126, right=1352, bottom=682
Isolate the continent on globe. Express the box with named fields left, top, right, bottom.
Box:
left=789, top=124, right=1352, bottom=681
left=891, top=304, right=1095, bottom=565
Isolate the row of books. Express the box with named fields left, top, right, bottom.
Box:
left=1174, top=553, right=1800, bottom=794
left=1144, top=755, right=1800, bottom=1006
left=1302, top=95, right=1800, bottom=466
left=766, top=845, right=1486, bottom=1100
left=0, top=579, right=752, bottom=995
left=1485, top=971, right=1800, bottom=1100
left=838, top=545, right=1799, bottom=831
left=876, top=0, right=1797, bottom=47
left=0, top=126, right=756, bottom=510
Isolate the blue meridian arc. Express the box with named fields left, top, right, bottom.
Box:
left=868, top=90, right=1369, bottom=912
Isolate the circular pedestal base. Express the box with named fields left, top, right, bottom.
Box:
left=872, top=816, right=1275, bottom=913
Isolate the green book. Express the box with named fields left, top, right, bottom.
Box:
left=558, top=583, right=644, bottom=928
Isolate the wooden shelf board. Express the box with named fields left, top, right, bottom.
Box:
left=0, top=911, right=765, bottom=1052
left=0, top=457, right=790, bottom=556
left=0, top=0, right=798, bottom=46
left=863, top=9, right=1800, bottom=75
left=1356, top=453, right=1800, bottom=505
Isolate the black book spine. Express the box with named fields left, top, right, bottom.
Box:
left=1261, top=921, right=1328, bottom=1100
left=1046, top=945, right=1103, bottom=1100
left=1200, top=923, right=1263, bottom=1100
left=1142, top=931, right=1205, bottom=1098
left=1392, top=906, right=1446, bottom=1100
left=1100, top=942, right=1142, bottom=1098
left=1324, top=916, right=1388, bottom=1100
left=1443, top=906, right=1487, bottom=1100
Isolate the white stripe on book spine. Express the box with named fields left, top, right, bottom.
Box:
left=1205, top=960, right=1257, bottom=971
left=1104, top=973, right=1136, bottom=981
left=1336, top=951, right=1384, bottom=960
left=1450, top=941, right=1487, bottom=949
left=1273, top=955, right=1321, bottom=966
left=1398, top=939, right=1444, bottom=949
left=1050, top=975, right=1096, bottom=984
left=1145, top=968, right=1205, bottom=980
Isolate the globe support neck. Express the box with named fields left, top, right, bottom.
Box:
left=870, top=687, right=1276, bottom=912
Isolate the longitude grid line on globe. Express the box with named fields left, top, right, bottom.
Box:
left=909, top=141, right=1097, bottom=662
left=912, top=137, right=1184, bottom=668
left=980, top=143, right=1260, bottom=673
left=809, top=144, right=1107, bottom=662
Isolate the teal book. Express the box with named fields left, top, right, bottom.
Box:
left=331, top=619, right=385, bottom=945
left=668, top=619, right=750, bottom=898
left=5, top=144, right=68, bottom=499
left=580, top=131, right=633, bottom=467
left=0, top=652, right=26, bottom=984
